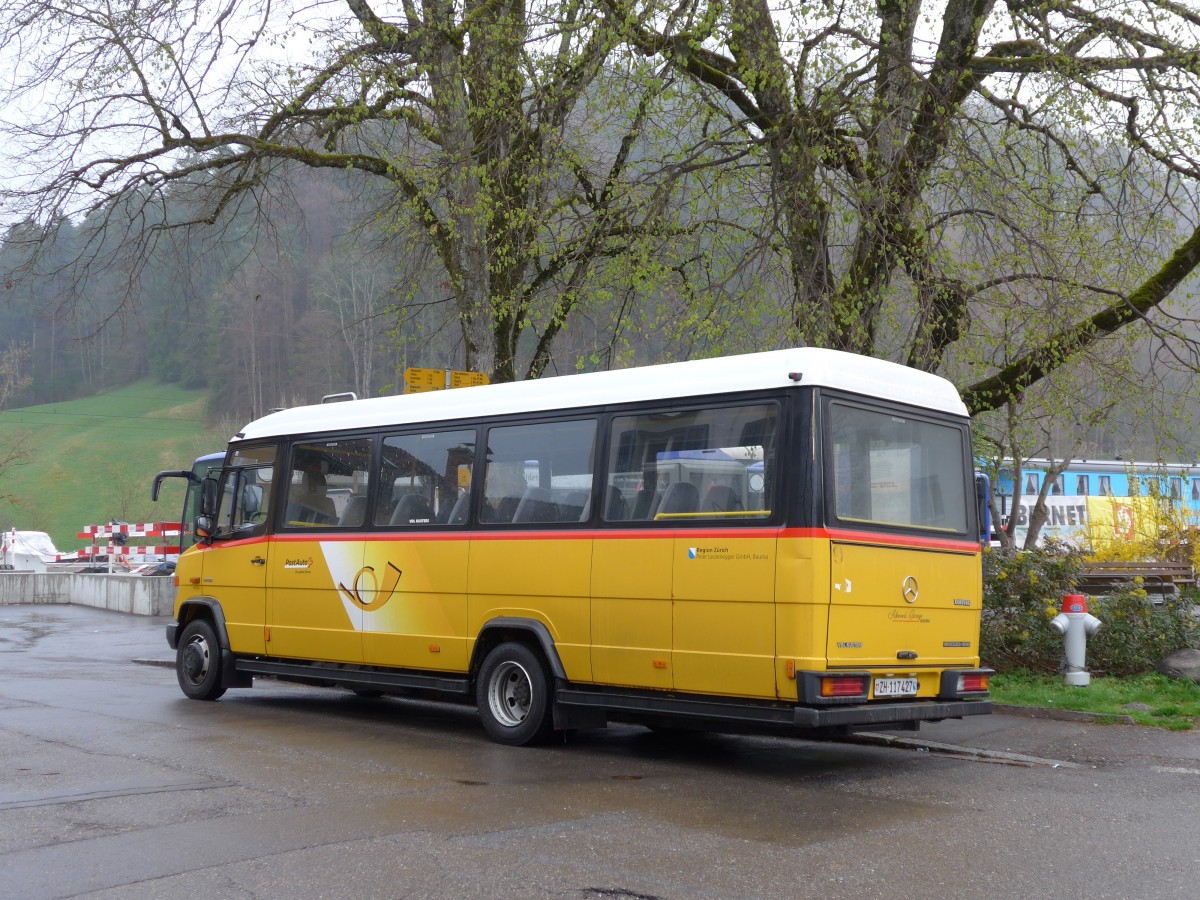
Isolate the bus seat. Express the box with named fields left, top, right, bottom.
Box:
left=559, top=490, right=590, bottom=522
left=447, top=490, right=470, bottom=525
left=513, top=487, right=557, bottom=523
left=630, top=488, right=658, bottom=520
left=656, top=481, right=699, bottom=517
left=604, top=486, right=628, bottom=520
left=701, top=484, right=741, bottom=514
left=301, top=472, right=337, bottom=518
left=338, top=494, right=368, bottom=527
left=390, top=493, right=434, bottom=525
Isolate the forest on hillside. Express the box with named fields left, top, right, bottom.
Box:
left=2, top=1, right=1200, bottom=468
left=0, top=167, right=525, bottom=420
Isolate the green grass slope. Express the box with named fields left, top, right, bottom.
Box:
left=0, top=382, right=227, bottom=552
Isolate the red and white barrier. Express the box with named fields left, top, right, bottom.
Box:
left=57, top=545, right=181, bottom=561
left=77, top=523, right=183, bottom=540
left=3, top=524, right=187, bottom=572
left=64, top=522, right=186, bottom=571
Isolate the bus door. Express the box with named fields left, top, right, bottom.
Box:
left=267, top=440, right=369, bottom=664
left=204, top=449, right=276, bottom=655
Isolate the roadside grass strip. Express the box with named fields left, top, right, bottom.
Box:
left=991, top=672, right=1200, bottom=731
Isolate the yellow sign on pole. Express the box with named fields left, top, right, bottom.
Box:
left=404, top=368, right=490, bottom=394
left=449, top=370, right=490, bottom=388
left=404, top=367, right=444, bottom=393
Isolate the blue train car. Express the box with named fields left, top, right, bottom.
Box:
left=990, top=458, right=1200, bottom=546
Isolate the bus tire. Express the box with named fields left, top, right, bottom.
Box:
left=476, top=642, right=554, bottom=746
left=176, top=619, right=227, bottom=701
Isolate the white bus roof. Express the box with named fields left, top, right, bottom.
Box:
left=233, top=348, right=968, bottom=443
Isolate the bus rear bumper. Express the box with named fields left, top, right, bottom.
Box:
left=554, top=686, right=991, bottom=734
left=792, top=698, right=992, bottom=729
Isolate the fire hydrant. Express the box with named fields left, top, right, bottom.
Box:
left=1049, top=594, right=1102, bottom=686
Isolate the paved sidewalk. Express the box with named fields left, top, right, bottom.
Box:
left=874, top=698, right=1200, bottom=771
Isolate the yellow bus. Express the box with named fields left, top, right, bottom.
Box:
left=167, top=348, right=992, bottom=745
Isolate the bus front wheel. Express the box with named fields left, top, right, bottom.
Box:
left=176, top=619, right=227, bottom=701
left=477, top=642, right=554, bottom=746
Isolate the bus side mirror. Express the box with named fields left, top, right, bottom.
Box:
left=151, top=469, right=195, bottom=502
left=975, top=473, right=991, bottom=544
left=194, top=515, right=214, bottom=543
left=200, top=477, right=219, bottom=517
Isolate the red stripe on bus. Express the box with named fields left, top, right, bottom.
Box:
left=265, top=526, right=978, bottom=551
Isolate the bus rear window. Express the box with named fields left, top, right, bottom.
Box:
left=827, top=402, right=968, bottom=533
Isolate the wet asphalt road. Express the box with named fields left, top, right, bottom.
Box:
left=2, top=604, right=1199, bottom=899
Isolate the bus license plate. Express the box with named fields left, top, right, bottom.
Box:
left=874, top=677, right=918, bottom=698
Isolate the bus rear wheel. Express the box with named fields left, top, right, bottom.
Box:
left=477, top=642, right=554, bottom=746
left=176, top=619, right=227, bottom=701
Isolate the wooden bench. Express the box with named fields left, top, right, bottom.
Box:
left=1077, top=561, right=1197, bottom=601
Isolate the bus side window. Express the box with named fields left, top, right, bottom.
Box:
left=214, top=467, right=272, bottom=537
left=603, top=403, right=776, bottom=523
left=377, top=429, right=477, bottom=527
left=213, top=445, right=277, bottom=538
left=480, top=419, right=597, bottom=526
left=284, top=438, right=372, bottom=528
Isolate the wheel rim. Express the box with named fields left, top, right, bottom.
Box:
left=181, top=633, right=212, bottom=686
left=487, top=660, right=533, bottom=727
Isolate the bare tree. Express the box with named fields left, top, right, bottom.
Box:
left=0, top=343, right=32, bottom=505
left=0, top=343, right=30, bottom=410
left=0, top=0, right=720, bottom=383
left=604, top=0, right=1200, bottom=412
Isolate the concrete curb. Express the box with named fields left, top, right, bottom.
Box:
left=850, top=731, right=1081, bottom=768
left=994, top=703, right=1135, bottom=725
left=132, top=658, right=174, bottom=669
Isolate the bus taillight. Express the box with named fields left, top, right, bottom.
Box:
left=820, top=675, right=868, bottom=698
left=957, top=672, right=990, bottom=693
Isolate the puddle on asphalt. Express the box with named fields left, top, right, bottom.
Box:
left=0, top=612, right=65, bottom=652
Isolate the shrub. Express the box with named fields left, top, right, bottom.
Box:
left=1086, top=587, right=1200, bottom=676
left=981, top=541, right=1199, bottom=675
left=981, top=541, right=1081, bottom=673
